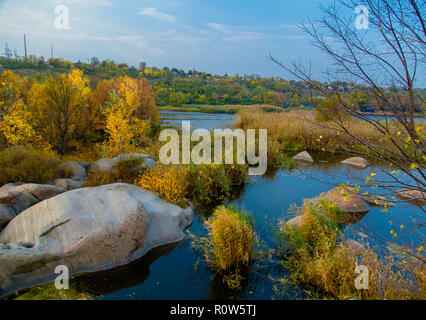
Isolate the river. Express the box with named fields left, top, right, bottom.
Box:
left=8, top=111, right=425, bottom=300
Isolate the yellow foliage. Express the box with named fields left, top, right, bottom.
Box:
left=136, top=165, right=188, bottom=207
left=28, top=68, right=91, bottom=154
left=102, top=92, right=149, bottom=157
left=0, top=102, right=50, bottom=150
left=190, top=206, right=255, bottom=289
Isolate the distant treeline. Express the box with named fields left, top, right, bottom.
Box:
left=0, top=56, right=424, bottom=112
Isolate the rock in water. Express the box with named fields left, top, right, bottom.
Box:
left=396, top=189, right=426, bottom=207
left=304, top=186, right=369, bottom=224
left=342, top=157, right=370, bottom=169
left=293, top=151, right=314, bottom=163
left=0, top=183, right=193, bottom=297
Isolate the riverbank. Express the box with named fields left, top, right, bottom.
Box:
left=160, top=104, right=284, bottom=114
left=235, top=110, right=426, bottom=165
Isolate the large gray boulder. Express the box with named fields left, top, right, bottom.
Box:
left=0, top=183, right=193, bottom=297
left=89, top=153, right=157, bottom=175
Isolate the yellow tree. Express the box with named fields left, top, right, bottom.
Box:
left=28, top=68, right=91, bottom=154
left=103, top=91, right=149, bottom=157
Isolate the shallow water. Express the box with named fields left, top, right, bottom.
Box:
left=6, top=111, right=425, bottom=300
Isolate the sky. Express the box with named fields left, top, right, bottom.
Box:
left=1, top=0, right=423, bottom=87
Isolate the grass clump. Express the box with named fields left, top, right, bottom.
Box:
left=0, top=147, right=60, bottom=185
left=279, top=200, right=426, bottom=300
left=191, top=206, right=256, bottom=289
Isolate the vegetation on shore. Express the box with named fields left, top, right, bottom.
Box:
left=278, top=200, right=425, bottom=300
left=160, top=104, right=285, bottom=114
left=235, top=110, right=425, bottom=166
left=137, top=164, right=248, bottom=209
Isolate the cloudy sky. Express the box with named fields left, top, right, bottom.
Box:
left=0, top=0, right=357, bottom=79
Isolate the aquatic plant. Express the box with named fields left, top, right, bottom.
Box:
left=190, top=206, right=255, bottom=289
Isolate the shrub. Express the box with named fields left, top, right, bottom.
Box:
left=191, top=206, right=255, bottom=289
left=0, top=147, right=60, bottom=185
left=136, top=163, right=248, bottom=209
left=136, top=164, right=188, bottom=207
left=185, top=164, right=248, bottom=208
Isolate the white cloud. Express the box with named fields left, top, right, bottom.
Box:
left=138, top=7, right=176, bottom=23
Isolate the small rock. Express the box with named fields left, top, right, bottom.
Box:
left=305, top=186, right=369, bottom=224
left=57, top=161, right=87, bottom=181
left=293, top=151, right=314, bottom=163
left=89, top=153, right=157, bottom=175
left=396, top=189, right=426, bottom=206
left=342, top=157, right=370, bottom=169
left=364, top=195, right=395, bottom=207
left=284, top=215, right=305, bottom=228
left=340, top=239, right=365, bottom=253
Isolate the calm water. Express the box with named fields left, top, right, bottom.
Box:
left=160, top=110, right=235, bottom=131
left=8, top=111, right=425, bottom=300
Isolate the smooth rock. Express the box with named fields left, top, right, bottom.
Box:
left=364, top=195, right=395, bottom=207
left=284, top=215, right=305, bottom=228
left=0, top=205, right=15, bottom=229
left=0, top=183, right=193, bottom=297
left=293, top=151, right=314, bottom=163
left=305, top=186, right=369, bottom=224
left=49, top=179, right=83, bottom=191
left=396, top=189, right=426, bottom=206
left=89, top=154, right=157, bottom=175
left=342, top=157, right=370, bottom=169
left=57, top=161, right=87, bottom=181
left=0, top=183, right=65, bottom=215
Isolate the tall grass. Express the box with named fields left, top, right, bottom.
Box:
left=235, top=110, right=425, bottom=164
left=190, top=206, right=256, bottom=289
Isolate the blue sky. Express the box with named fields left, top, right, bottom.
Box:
left=0, top=0, right=337, bottom=78
left=2, top=0, right=403, bottom=83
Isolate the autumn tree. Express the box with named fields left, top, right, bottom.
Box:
left=28, top=68, right=91, bottom=154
